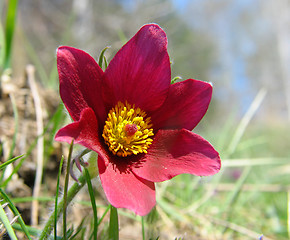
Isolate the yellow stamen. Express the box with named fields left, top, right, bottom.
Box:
left=102, top=102, right=154, bottom=157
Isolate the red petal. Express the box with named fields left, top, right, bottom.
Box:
left=57, top=46, right=106, bottom=123
left=56, top=107, right=156, bottom=215
left=55, top=108, right=106, bottom=156
left=132, top=129, right=221, bottom=182
left=103, top=24, right=171, bottom=111
left=150, top=79, right=212, bottom=131
left=98, top=156, right=156, bottom=216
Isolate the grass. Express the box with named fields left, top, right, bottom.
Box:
left=0, top=1, right=289, bottom=239
left=1, top=85, right=289, bottom=240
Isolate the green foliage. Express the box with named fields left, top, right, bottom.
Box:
left=2, top=0, right=18, bottom=70
left=0, top=1, right=289, bottom=239
left=0, top=155, right=24, bottom=170
left=98, top=46, right=110, bottom=70
left=84, top=168, right=98, bottom=239
left=0, top=188, right=32, bottom=239
left=54, top=156, right=64, bottom=240
left=0, top=20, right=5, bottom=70
left=0, top=203, right=18, bottom=240
left=62, top=140, right=74, bottom=239
left=109, top=205, right=119, bottom=240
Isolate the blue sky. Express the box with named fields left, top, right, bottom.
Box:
left=171, top=0, right=262, bottom=111
left=118, top=0, right=267, bottom=112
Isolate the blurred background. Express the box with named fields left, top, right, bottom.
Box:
left=14, top=0, right=290, bottom=123
left=1, top=0, right=290, bottom=239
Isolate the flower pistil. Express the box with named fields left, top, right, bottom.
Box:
left=102, top=101, right=154, bottom=157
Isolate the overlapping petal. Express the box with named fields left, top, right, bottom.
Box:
left=55, top=24, right=221, bottom=216
left=55, top=107, right=156, bottom=215
left=103, top=24, right=171, bottom=111
left=57, top=46, right=106, bottom=124
left=132, top=129, right=221, bottom=182
left=55, top=108, right=106, bottom=156
left=150, top=79, right=212, bottom=131
left=98, top=156, right=156, bottom=216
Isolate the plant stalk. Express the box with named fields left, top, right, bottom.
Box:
left=38, top=174, right=86, bottom=240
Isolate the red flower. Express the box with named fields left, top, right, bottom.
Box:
left=55, top=24, right=221, bottom=216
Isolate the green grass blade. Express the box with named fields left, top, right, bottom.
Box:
left=227, top=88, right=267, bottom=156
left=69, top=218, right=86, bottom=240
left=109, top=205, right=119, bottom=240
left=0, top=188, right=32, bottom=240
left=0, top=154, right=24, bottom=170
left=117, top=29, right=128, bottom=45
left=22, top=33, right=49, bottom=86
left=0, top=94, right=19, bottom=183
left=38, top=176, right=87, bottom=240
left=157, top=198, right=185, bottom=222
left=0, top=204, right=18, bottom=240
left=63, top=140, right=74, bottom=239
left=10, top=196, right=53, bottom=203
left=141, top=216, right=145, bottom=240
left=48, top=61, right=58, bottom=89
left=4, top=0, right=18, bottom=69
left=223, top=166, right=251, bottom=211
left=12, top=223, right=57, bottom=239
left=1, top=155, right=25, bottom=188
left=288, top=190, right=290, bottom=239
left=97, top=205, right=110, bottom=226
left=0, top=20, right=5, bottom=69
left=8, top=93, right=19, bottom=161
left=54, top=155, right=64, bottom=240
left=84, top=168, right=98, bottom=239
left=1, top=105, right=64, bottom=187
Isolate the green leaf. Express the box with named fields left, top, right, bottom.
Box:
left=8, top=93, right=19, bottom=161
left=104, top=56, right=108, bottom=69
left=12, top=223, right=51, bottom=238
left=98, top=46, right=110, bottom=70
left=0, top=94, right=19, bottom=184
left=171, top=76, right=181, bottom=84
left=141, top=216, right=145, bottom=240
left=97, top=204, right=110, bottom=226
left=84, top=167, right=98, bottom=239
left=0, top=204, right=18, bottom=240
left=4, top=0, right=18, bottom=69
left=69, top=218, right=86, bottom=240
left=0, top=154, right=24, bottom=170
left=0, top=20, right=5, bottom=69
left=0, top=188, right=32, bottom=240
left=108, top=205, right=119, bottom=240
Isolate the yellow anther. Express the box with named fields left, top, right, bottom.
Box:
left=102, top=101, right=154, bottom=157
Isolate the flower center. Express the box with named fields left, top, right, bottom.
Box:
left=102, top=102, right=154, bottom=157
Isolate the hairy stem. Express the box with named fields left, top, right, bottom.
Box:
left=38, top=174, right=86, bottom=240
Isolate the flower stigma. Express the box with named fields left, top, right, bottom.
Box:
left=102, top=102, right=154, bottom=157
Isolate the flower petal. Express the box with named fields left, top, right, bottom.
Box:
left=98, top=156, right=156, bottom=216
left=55, top=107, right=106, bottom=156
left=57, top=46, right=106, bottom=123
left=56, top=107, right=156, bottom=215
left=150, top=79, right=212, bottom=131
left=103, top=24, right=171, bottom=111
left=132, top=129, right=221, bottom=182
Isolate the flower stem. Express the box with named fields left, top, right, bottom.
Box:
left=38, top=174, right=86, bottom=240
left=63, top=140, right=74, bottom=239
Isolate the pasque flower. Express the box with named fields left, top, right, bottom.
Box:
left=55, top=24, right=221, bottom=216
